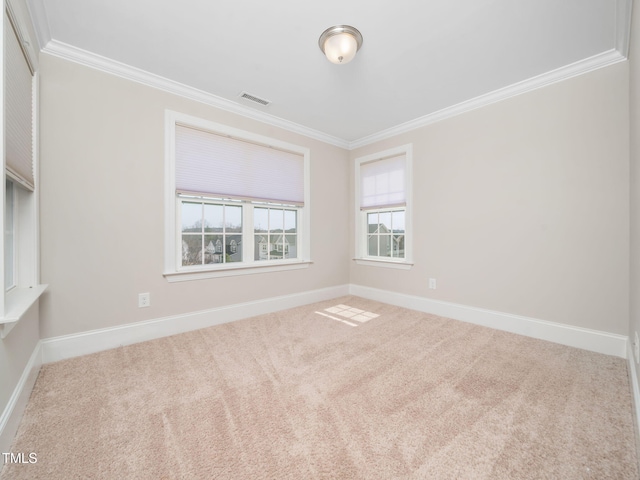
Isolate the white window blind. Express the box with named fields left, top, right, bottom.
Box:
left=360, top=155, right=406, bottom=210
left=175, top=125, right=304, bottom=205
left=4, top=11, right=34, bottom=191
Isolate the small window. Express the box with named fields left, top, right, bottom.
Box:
left=355, top=145, right=413, bottom=268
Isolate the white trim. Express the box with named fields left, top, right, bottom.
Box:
left=616, top=0, right=633, bottom=58
left=40, top=284, right=349, bottom=364
left=627, top=341, right=640, bottom=461
left=0, top=284, right=47, bottom=338
left=0, top=340, right=42, bottom=457
left=349, top=284, right=628, bottom=358
left=29, top=36, right=625, bottom=151
left=5, top=0, right=39, bottom=72
left=164, top=261, right=311, bottom=282
left=348, top=49, right=626, bottom=149
left=41, top=41, right=350, bottom=149
left=353, top=259, right=413, bottom=270
left=24, top=0, right=51, bottom=52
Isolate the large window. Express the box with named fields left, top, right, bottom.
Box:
left=164, top=111, right=311, bottom=281
left=1, top=3, right=45, bottom=338
left=354, top=145, right=412, bottom=269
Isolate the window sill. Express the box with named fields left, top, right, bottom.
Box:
left=353, top=258, right=414, bottom=270
left=164, top=260, right=312, bottom=282
left=1, top=284, right=48, bottom=339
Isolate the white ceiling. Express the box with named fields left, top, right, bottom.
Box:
left=26, top=0, right=631, bottom=147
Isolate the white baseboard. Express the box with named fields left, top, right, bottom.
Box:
left=627, top=342, right=640, bottom=463
left=0, top=341, right=42, bottom=457
left=349, top=284, right=628, bottom=358
left=41, top=284, right=350, bottom=364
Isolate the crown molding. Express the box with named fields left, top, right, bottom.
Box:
left=616, top=0, right=633, bottom=58
left=24, top=0, right=51, bottom=52
left=348, top=49, right=626, bottom=150
left=41, top=40, right=351, bottom=150
left=28, top=0, right=631, bottom=152
left=35, top=41, right=629, bottom=153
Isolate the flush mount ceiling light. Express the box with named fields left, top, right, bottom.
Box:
left=318, top=25, right=363, bottom=64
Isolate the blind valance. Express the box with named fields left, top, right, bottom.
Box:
left=5, top=11, right=34, bottom=190
left=360, top=154, right=406, bottom=210
left=175, top=125, right=304, bottom=205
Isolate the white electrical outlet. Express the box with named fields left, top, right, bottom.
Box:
left=428, top=278, right=437, bottom=289
left=635, top=332, right=639, bottom=365
left=138, top=293, right=150, bottom=308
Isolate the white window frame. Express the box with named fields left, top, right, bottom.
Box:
left=0, top=1, right=47, bottom=339
left=164, top=110, right=311, bottom=282
left=354, top=144, right=413, bottom=270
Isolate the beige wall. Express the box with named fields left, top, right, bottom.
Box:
left=38, top=54, right=350, bottom=338
left=630, top=0, right=640, bottom=379
left=0, top=304, right=39, bottom=419
left=351, top=62, right=630, bottom=335
left=37, top=39, right=632, bottom=339
left=1, top=0, right=41, bottom=436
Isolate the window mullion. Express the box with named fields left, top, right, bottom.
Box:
left=266, top=208, right=270, bottom=261
left=244, top=203, right=253, bottom=265
left=200, top=202, right=205, bottom=266
left=176, top=197, right=183, bottom=268
left=221, top=205, right=226, bottom=264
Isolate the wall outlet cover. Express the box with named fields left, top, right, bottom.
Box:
left=138, top=293, right=150, bottom=308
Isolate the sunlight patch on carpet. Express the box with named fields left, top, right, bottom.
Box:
left=315, top=304, right=379, bottom=327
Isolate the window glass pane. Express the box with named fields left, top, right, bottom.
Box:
left=380, top=235, right=392, bottom=257
left=181, top=235, right=202, bottom=266
left=204, top=235, right=224, bottom=264
left=368, top=235, right=378, bottom=256
left=5, top=180, right=14, bottom=290
left=285, top=234, right=297, bottom=259
left=368, top=212, right=378, bottom=233
left=225, top=205, right=242, bottom=232
left=254, top=208, right=268, bottom=233
left=379, top=212, right=392, bottom=233
left=392, top=210, right=405, bottom=233
left=284, top=209, right=297, bottom=233
left=269, top=209, right=284, bottom=233
left=228, top=235, right=242, bottom=262
left=270, top=235, right=284, bottom=260
left=182, top=202, right=202, bottom=232
left=203, top=204, right=223, bottom=233
left=393, top=235, right=405, bottom=258
left=255, top=234, right=269, bottom=261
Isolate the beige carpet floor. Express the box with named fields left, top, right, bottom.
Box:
left=1, top=296, right=638, bottom=479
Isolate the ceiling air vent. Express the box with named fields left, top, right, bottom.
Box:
left=239, top=91, right=271, bottom=106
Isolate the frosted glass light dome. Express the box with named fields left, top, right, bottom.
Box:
left=319, top=25, right=363, bottom=65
